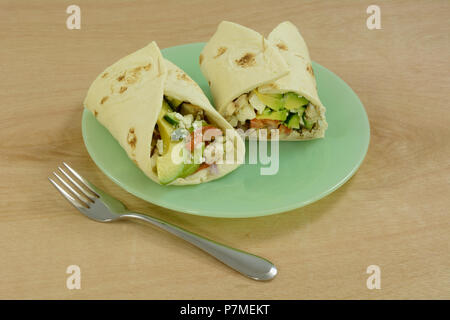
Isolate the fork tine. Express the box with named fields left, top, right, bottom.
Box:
left=49, top=177, right=88, bottom=209
left=58, top=166, right=95, bottom=202
left=62, top=162, right=99, bottom=197
left=53, top=172, right=91, bottom=205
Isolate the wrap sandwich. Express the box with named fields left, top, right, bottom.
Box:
left=84, top=42, right=245, bottom=185
left=200, top=21, right=328, bottom=140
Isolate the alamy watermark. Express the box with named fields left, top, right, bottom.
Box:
left=366, top=265, right=381, bottom=289
left=168, top=127, right=280, bottom=176
left=366, top=5, right=381, bottom=30
left=66, top=5, right=81, bottom=30
left=66, top=265, right=81, bottom=290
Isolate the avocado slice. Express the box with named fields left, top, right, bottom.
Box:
left=156, top=142, right=186, bottom=185
left=256, top=108, right=288, bottom=121
left=158, top=99, right=172, bottom=120
left=179, top=142, right=204, bottom=178
left=302, top=114, right=314, bottom=130
left=255, top=90, right=285, bottom=111
left=165, top=96, right=183, bottom=110
left=180, top=162, right=200, bottom=178
left=286, top=113, right=300, bottom=129
left=157, top=101, right=176, bottom=155
left=284, top=93, right=309, bottom=111
left=298, top=106, right=306, bottom=117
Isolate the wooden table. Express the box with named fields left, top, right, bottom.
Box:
left=1, top=0, right=449, bottom=299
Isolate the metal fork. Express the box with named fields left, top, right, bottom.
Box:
left=49, top=162, right=277, bottom=281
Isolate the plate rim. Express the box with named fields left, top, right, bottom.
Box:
left=82, top=42, right=370, bottom=218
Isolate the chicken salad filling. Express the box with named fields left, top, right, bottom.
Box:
left=222, top=90, right=323, bottom=138
left=150, top=96, right=234, bottom=184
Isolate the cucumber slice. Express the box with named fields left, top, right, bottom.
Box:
left=163, top=113, right=179, bottom=126
left=286, top=113, right=300, bottom=129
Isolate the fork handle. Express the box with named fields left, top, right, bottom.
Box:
left=120, top=212, right=277, bottom=281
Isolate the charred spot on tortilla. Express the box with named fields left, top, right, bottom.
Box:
left=276, top=42, right=288, bottom=51
left=295, top=53, right=306, bottom=61
left=199, top=54, right=204, bottom=64
left=100, top=96, right=109, bottom=104
left=126, top=75, right=138, bottom=84
left=127, top=128, right=137, bottom=149
left=208, top=80, right=211, bottom=87
left=119, top=86, right=128, bottom=94
left=102, top=72, right=108, bottom=78
left=235, top=53, right=256, bottom=68
left=214, top=47, right=227, bottom=58
left=176, top=72, right=191, bottom=82
left=118, top=66, right=146, bottom=84
left=306, top=64, right=314, bottom=76
left=126, top=69, right=141, bottom=84
left=143, top=63, right=151, bottom=71
left=94, top=110, right=98, bottom=117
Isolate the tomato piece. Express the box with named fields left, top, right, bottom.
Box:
left=195, top=162, right=210, bottom=173
left=279, top=124, right=292, bottom=135
left=250, top=119, right=281, bottom=129
left=202, top=126, right=222, bottom=141
left=261, top=119, right=280, bottom=129
left=250, top=119, right=265, bottom=129
left=186, top=130, right=201, bottom=151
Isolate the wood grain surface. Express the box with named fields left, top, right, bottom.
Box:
left=0, top=0, right=449, bottom=299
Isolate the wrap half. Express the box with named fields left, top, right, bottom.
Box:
left=84, top=42, right=245, bottom=185
left=200, top=21, right=328, bottom=140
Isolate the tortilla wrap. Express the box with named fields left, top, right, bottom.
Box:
left=84, top=41, right=245, bottom=185
left=200, top=21, right=327, bottom=140
left=199, top=21, right=290, bottom=114
left=260, top=21, right=327, bottom=139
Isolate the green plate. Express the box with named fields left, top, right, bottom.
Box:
left=82, top=42, right=370, bottom=218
